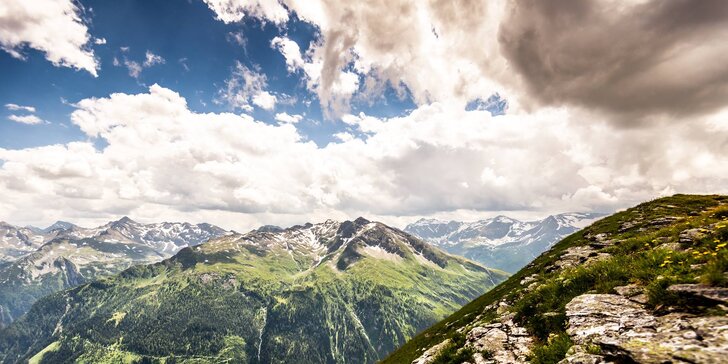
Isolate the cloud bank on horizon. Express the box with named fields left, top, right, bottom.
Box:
left=0, top=0, right=727, bottom=231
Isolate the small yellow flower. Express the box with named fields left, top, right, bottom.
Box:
left=711, top=252, right=718, bottom=257
left=717, top=243, right=727, bottom=249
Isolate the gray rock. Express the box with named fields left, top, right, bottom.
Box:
left=565, top=293, right=728, bottom=363
left=656, top=242, right=684, bottom=251
left=555, top=246, right=611, bottom=270
left=619, top=221, right=640, bottom=232
left=679, top=228, right=707, bottom=244
left=613, top=284, right=642, bottom=297
left=411, top=339, right=451, bottom=364
left=667, top=284, right=728, bottom=304
left=558, top=352, right=609, bottom=364
left=648, top=216, right=680, bottom=228
left=496, top=301, right=510, bottom=315
left=464, top=315, right=533, bottom=364
left=520, top=274, right=538, bottom=286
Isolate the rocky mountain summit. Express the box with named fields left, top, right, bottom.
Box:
left=0, top=218, right=507, bottom=363
left=384, top=195, right=728, bottom=364
left=404, top=213, right=603, bottom=273
left=0, top=222, right=58, bottom=264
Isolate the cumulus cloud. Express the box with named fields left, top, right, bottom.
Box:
left=7, top=114, right=44, bottom=125
left=271, top=35, right=360, bottom=118
left=202, top=0, right=288, bottom=24
left=275, top=112, right=303, bottom=124
left=218, top=62, right=277, bottom=111
left=1, top=85, right=728, bottom=230
left=266, top=0, right=728, bottom=126
left=0, top=0, right=99, bottom=76
left=267, top=1, right=511, bottom=118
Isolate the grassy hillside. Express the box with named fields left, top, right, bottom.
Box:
left=0, top=220, right=508, bottom=364
left=383, top=194, right=728, bottom=363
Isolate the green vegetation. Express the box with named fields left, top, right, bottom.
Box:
left=0, top=223, right=507, bottom=363
left=529, top=333, right=572, bottom=364
left=428, top=331, right=493, bottom=364
left=383, top=194, right=728, bottom=364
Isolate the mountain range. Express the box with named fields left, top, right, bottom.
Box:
left=404, top=213, right=604, bottom=273
left=0, top=218, right=229, bottom=328
left=0, top=217, right=507, bottom=363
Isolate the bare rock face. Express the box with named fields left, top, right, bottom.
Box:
left=613, top=284, right=648, bottom=305
left=667, top=284, right=728, bottom=304
left=411, top=339, right=451, bottom=364
left=553, top=246, right=611, bottom=270
left=465, top=315, right=532, bottom=363
left=564, top=293, right=728, bottom=363
left=558, top=352, right=609, bottom=364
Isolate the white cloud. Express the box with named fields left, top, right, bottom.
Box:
left=218, top=62, right=277, bottom=111
left=5, top=104, right=36, bottom=113
left=1, top=85, right=728, bottom=230
left=333, top=132, right=354, bottom=142
left=275, top=112, right=303, bottom=124
left=114, top=49, right=165, bottom=79
left=202, top=0, right=289, bottom=24
left=123, top=59, right=143, bottom=79
left=271, top=37, right=304, bottom=72
left=271, top=35, right=360, bottom=118
left=0, top=0, right=99, bottom=76
left=227, top=31, right=247, bottom=47
left=268, top=0, right=508, bottom=118
left=252, top=91, right=277, bottom=110
left=8, top=114, right=44, bottom=125
left=143, top=51, right=165, bottom=67
left=94, top=38, right=107, bottom=45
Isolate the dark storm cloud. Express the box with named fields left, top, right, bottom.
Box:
left=498, top=0, right=728, bottom=122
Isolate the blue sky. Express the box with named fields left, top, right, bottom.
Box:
left=0, top=0, right=425, bottom=149
left=1, top=0, right=727, bottom=230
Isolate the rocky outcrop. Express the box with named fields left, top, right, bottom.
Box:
left=411, top=339, right=451, bottom=364
left=667, top=284, right=728, bottom=304
left=409, top=309, right=533, bottom=364
left=552, top=246, right=611, bottom=271
left=465, top=314, right=532, bottom=363
left=564, top=293, right=728, bottom=363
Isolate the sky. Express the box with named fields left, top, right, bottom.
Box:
left=1, top=0, right=728, bottom=231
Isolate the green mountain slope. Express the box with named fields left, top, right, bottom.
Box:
left=0, top=238, right=163, bottom=328
left=383, top=195, right=728, bottom=364
left=0, top=218, right=228, bottom=329
left=0, top=218, right=507, bottom=364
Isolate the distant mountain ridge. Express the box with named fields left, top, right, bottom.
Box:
left=0, top=217, right=507, bottom=363
left=0, top=222, right=55, bottom=264
left=0, top=217, right=229, bottom=328
left=405, top=213, right=604, bottom=272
